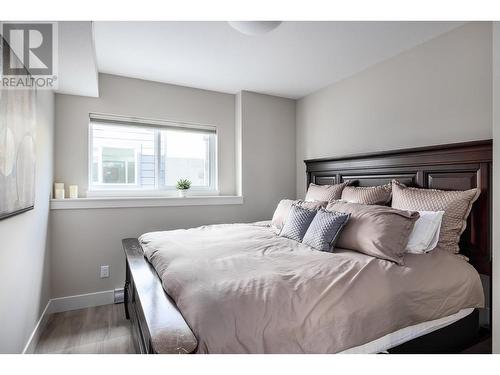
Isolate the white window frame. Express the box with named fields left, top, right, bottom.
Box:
left=87, top=113, right=218, bottom=197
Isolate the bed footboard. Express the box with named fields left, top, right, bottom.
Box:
left=122, top=238, right=198, bottom=354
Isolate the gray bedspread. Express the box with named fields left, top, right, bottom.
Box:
left=139, top=222, right=484, bottom=353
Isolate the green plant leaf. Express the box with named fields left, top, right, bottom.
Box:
left=176, top=178, right=192, bottom=190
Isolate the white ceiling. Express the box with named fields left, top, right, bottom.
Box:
left=93, top=21, right=465, bottom=99
left=57, top=22, right=99, bottom=97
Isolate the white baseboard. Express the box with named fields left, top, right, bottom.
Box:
left=22, top=290, right=115, bottom=353
left=22, top=301, right=52, bottom=354
left=48, top=290, right=115, bottom=314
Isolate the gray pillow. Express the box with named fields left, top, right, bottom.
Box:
left=302, top=209, right=350, bottom=252
left=279, top=204, right=317, bottom=242
left=271, top=199, right=327, bottom=231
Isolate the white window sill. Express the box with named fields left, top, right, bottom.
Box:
left=86, top=189, right=220, bottom=197
left=50, top=195, right=244, bottom=210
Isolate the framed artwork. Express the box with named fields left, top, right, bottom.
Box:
left=0, top=43, right=37, bottom=220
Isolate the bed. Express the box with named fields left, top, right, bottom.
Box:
left=122, top=139, right=492, bottom=354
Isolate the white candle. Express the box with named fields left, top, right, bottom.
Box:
left=54, top=182, right=64, bottom=198
left=55, top=189, right=65, bottom=200
left=69, top=185, right=78, bottom=199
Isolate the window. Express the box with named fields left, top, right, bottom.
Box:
left=89, top=114, right=216, bottom=194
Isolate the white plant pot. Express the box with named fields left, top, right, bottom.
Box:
left=178, top=189, right=187, bottom=198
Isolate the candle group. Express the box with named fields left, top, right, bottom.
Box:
left=54, top=183, right=79, bottom=199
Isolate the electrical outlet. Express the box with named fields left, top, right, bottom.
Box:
left=100, top=265, right=109, bottom=278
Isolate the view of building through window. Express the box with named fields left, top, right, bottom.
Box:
left=89, top=120, right=216, bottom=191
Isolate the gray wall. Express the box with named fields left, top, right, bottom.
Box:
left=51, top=87, right=296, bottom=298
left=240, top=91, right=297, bottom=211
left=55, top=73, right=237, bottom=195
left=0, top=90, right=54, bottom=353
left=296, top=22, right=493, bottom=197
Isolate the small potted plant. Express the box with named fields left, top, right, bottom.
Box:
left=176, top=178, right=191, bottom=197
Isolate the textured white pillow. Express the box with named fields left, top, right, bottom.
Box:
left=406, top=211, right=445, bottom=254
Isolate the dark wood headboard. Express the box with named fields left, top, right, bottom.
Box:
left=304, top=140, right=492, bottom=275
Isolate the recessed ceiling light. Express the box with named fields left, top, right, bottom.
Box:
left=228, top=21, right=282, bottom=36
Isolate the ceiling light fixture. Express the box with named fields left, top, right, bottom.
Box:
left=228, top=21, right=282, bottom=36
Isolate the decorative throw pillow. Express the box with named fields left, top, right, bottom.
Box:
left=327, top=201, right=419, bottom=265
left=341, top=184, right=392, bottom=205
left=302, top=209, right=350, bottom=252
left=305, top=182, right=349, bottom=202
left=405, top=211, right=444, bottom=254
left=279, top=205, right=317, bottom=242
left=391, top=180, right=480, bottom=254
left=271, top=199, right=327, bottom=231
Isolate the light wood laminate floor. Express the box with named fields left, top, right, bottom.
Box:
left=35, top=304, right=135, bottom=354
left=35, top=303, right=490, bottom=354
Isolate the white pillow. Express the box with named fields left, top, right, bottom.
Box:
left=405, top=211, right=445, bottom=254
